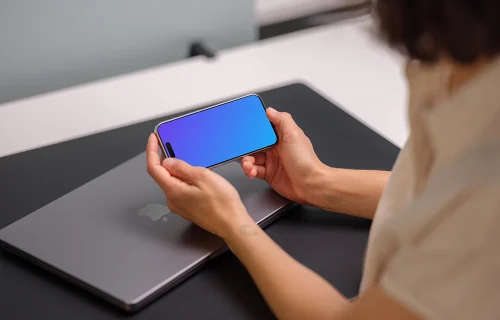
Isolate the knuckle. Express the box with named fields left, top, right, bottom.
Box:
left=146, top=165, right=154, bottom=175
left=168, top=160, right=178, bottom=171
left=196, top=168, right=210, bottom=179
left=282, top=112, right=292, bottom=119
left=282, top=129, right=302, bottom=143
left=288, top=129, right=302, bottom=139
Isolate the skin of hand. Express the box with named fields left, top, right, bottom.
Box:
left=241, top=108, right=390, bottom=219
left=241, top=107, right=327, bottom=204
left=146, top=133, right=253, bottom=239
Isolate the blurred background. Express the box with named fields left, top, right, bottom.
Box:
left=0, top=0, right=371, bottom=105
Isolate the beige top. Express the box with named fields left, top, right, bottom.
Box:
left=359, top=58, right=500, bottom=320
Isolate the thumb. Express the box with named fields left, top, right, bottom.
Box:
left=163, top=158, right=202, bottom=183
left=266, top=108, right=300, bottom=141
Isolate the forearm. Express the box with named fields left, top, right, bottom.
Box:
left=306, top=166, right=390, bottom=219
left=223, top=217, right=349, bottom=320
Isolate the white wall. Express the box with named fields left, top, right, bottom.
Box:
left=0, top=1, right=255, bottom=104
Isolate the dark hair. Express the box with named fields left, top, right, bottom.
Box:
left=375, top=0, right=500, bottom=64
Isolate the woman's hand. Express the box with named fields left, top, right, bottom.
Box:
left=146, top=134, right=252, bottom=239
left=241, top=108, right=326, bottom=204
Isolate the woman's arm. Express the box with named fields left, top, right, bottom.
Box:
left=306, top=166, right=391, bottom=220
left=224, top=217, right=349, bottom=320
left=223, top=215, right=420, bottom=320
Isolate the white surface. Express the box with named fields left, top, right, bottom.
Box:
left=256, top=0, right=368, bottom=25
left=0, top=18, right=408, bottom=159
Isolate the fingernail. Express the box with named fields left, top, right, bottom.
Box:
left=267, top=107, right=277, bottom=114
left=163, top=158, right=176, bottom=169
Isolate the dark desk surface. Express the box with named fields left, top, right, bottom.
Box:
left=0, top=83, right=399, bottom=319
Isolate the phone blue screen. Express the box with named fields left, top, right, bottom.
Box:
left=156, top=95, right=277, bottom=168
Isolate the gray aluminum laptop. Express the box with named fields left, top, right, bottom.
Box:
left=0, top=152, right=291, bottom=312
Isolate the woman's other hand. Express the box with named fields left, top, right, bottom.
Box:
left=241, top=108, right=326, bottom=204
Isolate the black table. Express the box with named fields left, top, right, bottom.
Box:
left=0, top=83, right=399, bottom=319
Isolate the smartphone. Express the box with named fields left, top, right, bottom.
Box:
left=154, top=94, right=278, bottom=168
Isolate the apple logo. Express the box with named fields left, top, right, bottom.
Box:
left=137, top=204, right=171, bottom=222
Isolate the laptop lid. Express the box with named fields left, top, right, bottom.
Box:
left=0, top=152, right=291, bottom=312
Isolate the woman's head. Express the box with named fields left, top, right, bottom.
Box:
left=375, top=0, right=500, bottom=64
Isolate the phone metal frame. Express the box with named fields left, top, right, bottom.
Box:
left=154, top=94, right=278, bottom=170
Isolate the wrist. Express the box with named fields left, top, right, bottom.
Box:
left=221, top=214, right=262, bottom=245
left=219, top=209, right=255, bottom=240
left=303, top=164, right=340, bottom=209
